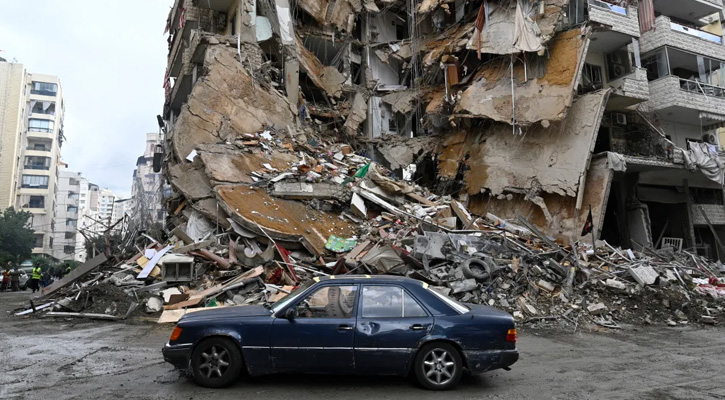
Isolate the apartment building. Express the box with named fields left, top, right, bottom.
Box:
left=130, top=132, right=166, bottom=227
left=160, top=0, right=725, bottom=260
left=0, top=59, right=27, bottom=210
left=0, top=59, right=66, bottom=258
left=52, top=170, right=83, bottom=261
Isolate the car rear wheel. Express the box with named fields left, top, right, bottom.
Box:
left=190, top=337, right=243, bottom=388
left=414, top=342, right=463, bottom=390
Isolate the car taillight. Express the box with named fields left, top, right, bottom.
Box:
left=506, top=328, right=517, bottom=342
left=170, top=326, right=183, bottom=341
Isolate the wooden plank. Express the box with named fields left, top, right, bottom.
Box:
left=157, top=307, right=210, bottom=324
left=406, top=192, right=437, bottom=206
left=175, top=239, right=215, bottom=254
left=39, top=254, right=107, bottom=298
left=174, top=200, right=187, bottom=216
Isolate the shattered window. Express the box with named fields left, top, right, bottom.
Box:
left=292, top=285, right=358, bottom=318
left=362, top=286, right=428, bottom=318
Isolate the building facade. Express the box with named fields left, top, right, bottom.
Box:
left=0, top=59, right=27, bottom=210
left=0, top=59, right=66, bottom=258
left=52, top=170, right=82, bottom=261
left=130, top=132, right=166, bottom=227
left=160, top=0, right=725, bottom=261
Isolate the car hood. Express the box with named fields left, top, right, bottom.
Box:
left=179, top=304, right=270, bottom=322
left=465, top=303, right=514, bottom=320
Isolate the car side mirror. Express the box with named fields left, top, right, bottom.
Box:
left=283, top=308, right=295, bottom=320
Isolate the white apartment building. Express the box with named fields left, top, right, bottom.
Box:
left=0, top=59, right=27, bottom=210
left=53, top=170, right=83, bottom=261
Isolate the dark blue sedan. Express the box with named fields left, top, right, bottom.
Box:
left=162, top=275, right=518, bottom=390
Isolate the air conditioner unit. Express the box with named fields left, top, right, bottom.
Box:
left=614, top=113, right=627, bottom=125
left=703, top=133, right=718, bottom=145
left=613, top=65, right=626, bottom=78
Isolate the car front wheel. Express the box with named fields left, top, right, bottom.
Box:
left=190, top=337, right=243, bottom=388
left=414, top=342, right=463, bottom=390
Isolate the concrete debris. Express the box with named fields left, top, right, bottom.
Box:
left=630, top=266, right=659, bottom=286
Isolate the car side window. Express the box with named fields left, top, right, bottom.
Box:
left=292, top=285, right=357, bottom=319
left=362, top=286, right=428, bottom=318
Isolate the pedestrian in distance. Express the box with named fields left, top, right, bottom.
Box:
left=10, top=267, right=20, bottom=292
left=1, top=268, right=9, bottom=291
left=31, top=264, right=42, bottom=293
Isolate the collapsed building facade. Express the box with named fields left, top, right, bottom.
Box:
left=160, top=0, right=725, bottom=261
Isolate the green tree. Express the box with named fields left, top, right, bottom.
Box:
left=0, top=207, right=35, bottom=265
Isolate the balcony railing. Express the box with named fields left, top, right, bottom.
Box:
left=24, top=165, right=50, bottom=171
left=679, top=78, right=725, bottom=99
left=26, top=146, right=50, bottom=152
left=588, top=0, right=627, bottom=15
left=30, top=89, right=57, bottom=96
left=670, top=21, right=723, bottom=44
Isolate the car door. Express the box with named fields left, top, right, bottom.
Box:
left=270, top=283, right=359, bottom=373
left=354, top=285, right=433, bottom=375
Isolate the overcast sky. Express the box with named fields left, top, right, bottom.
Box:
left=0, top=1, right=171, bottom=198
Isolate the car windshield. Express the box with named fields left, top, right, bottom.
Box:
left=270, top=280, right=316, bottom=313
left=427, top=286, right=470, bottom=314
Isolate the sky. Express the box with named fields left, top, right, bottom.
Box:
left=0, top=1, right=172, bottom=198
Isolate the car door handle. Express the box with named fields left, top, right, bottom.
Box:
left=410, top=324, right=427, bottom=331
left=337, top=324, right=354, bottom=331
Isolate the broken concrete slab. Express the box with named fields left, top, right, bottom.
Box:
left=456, top=28, right=590, bottom=126
left=630, top=266, right=659, bottom=286
left=198, top=144, right=298, bottom=185
left=605, top=279, right=626, bottom=291
left=169, top=162, right=214, bottom=200
left=295, top=35, right=346, bottom=98
left=271, top=182, right=349, bottom=201
left=171, top=46, right=294, bottom=162
left=587, top=302, right=608, bottom=315
left=216, top=186, right=355, bottom=256
left=441, top=89, right=611, bottom=198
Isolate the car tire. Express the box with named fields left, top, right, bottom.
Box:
left=190, top=337, right=243, bottom=388
left=414, top=342, right=463, bottom=390
left=461, top=258, right=492, bottom=281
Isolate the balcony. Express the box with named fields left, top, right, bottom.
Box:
left=587, top=0, right=640, bottom=38
left=640, top=16, right=725, bottom=60
left=607, top=67, right=650, bottom=109
left=692, top=203, right=725, bottom=225
left=647, top=76, right=725, bottom=122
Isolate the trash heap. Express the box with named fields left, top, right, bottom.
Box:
left=16, top=129, right=725, bottom=329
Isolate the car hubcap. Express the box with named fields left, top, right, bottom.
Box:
left=423, top=348, right=455, bottom=385
left=198, top=345, right=230, bottom=379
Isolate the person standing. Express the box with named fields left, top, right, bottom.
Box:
left=30, top=264, right=42, bottom=293
left=10, top=268, right=20, bottom=291
left=1, top=268, right=9, bottom=290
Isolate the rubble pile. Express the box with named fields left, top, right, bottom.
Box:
left=15, top=133, right=725, bottom=330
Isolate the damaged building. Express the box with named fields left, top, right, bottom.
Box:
left=160, top=0, right=725, bottom=262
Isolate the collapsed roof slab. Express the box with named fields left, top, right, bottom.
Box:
left=215, top=186, right=356, bottom=256
left=171, top=46, right=294, bottom=162
left=197, top=144, right=299, bottom=185
left=467, top=156, right=614, bottom=243
left=439, top=89, right=611, bottom=197
left=295, top=35, right=347, bottom=98
left=455, top=28, right=590, bottom=126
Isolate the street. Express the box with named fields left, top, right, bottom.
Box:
left=1, top=291, right=724, bottom=400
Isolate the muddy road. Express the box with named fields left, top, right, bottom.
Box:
left=2, top=290, right=724, bottom=400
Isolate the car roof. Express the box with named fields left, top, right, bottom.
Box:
left=314, top=275, right=427, bottom=286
